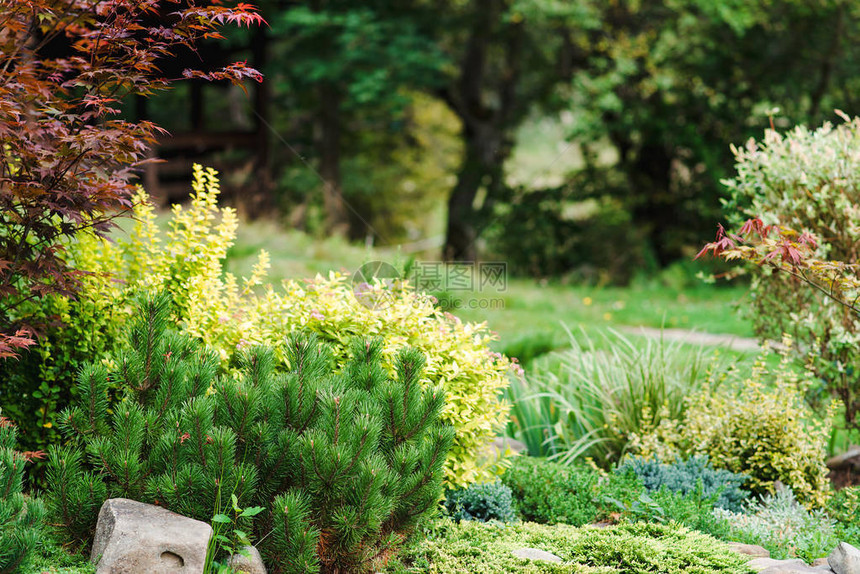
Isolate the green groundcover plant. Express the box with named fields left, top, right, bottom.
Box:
left=0, top=413, right=44, bottom=573
left=46, top=293, right=453, bottom=574
left=7, top=166, right=514, bottom=488
left=501, top=456, right=641, bottom=526
left=383, top=519, right=752, bottom=574
left=827, top=486, right=860, bottom=547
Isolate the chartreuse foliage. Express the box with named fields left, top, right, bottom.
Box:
left=18, top=165, right=511, bottom=487
left=0, top=414, right=45, bottom=573
left=632, top=340, right=831, bottom=509
left=46, top=293, right=454, bottom=574
left=383, top=519, right=751, bottom=574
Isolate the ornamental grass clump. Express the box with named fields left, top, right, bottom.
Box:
left=506, top=328, right=721, bottom=467
left=13, top=166, right=512, bottom=488
left=46, top=293, right=454, bottom=574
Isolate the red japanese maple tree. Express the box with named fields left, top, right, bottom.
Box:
left=0, top=0, right=264, bottom=358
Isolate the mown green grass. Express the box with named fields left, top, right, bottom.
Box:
left=221, top=218, right=756, bottom=365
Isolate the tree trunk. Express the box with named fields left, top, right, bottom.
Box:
left=317, top=83, right=350, bottom=236
left=629, top=141, right=677, bottom=266
left=442, top=0, right=520, bottom=263
left=445, top=147, right=484, bottom=262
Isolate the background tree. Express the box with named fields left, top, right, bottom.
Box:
left=566, top=0, right=860, bottom=265
left=269, top=0, right=447, bottom=238
left=437, top=0, right=592, bottom=261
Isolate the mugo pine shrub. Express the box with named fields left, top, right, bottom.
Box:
left=46, top=293, right=454, bottom=573
left=14, top=165, right=511, bottom=488
left=0, top=413, right=44, bottom=573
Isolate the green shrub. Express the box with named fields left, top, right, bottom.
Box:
left=827, top=486, right=860, bottom=547
left=723, top=115, right=860, bottom=432
left=445, top=481, right=518, bottom=523
left=608, top=486, right=732, bottom=542
left=46, top=293, right=454, bottom=573
left=506, top=328, right=722, bottom=467
left=616, top=456, right=748, bottom=512
left=0, top=229, right=128, bottom=462
left=9, top=166, right=512, bottom=488
left=21, top=534, right=94, bottom=574
left=0, top=413, right=45, bottom=573
left=501, top=457, right=642, bottom=526
left=714, top=488, right=838, bottom=562
left=633, top=340, right=832, bottom=508
left=384, top=519, right=752, bottom=574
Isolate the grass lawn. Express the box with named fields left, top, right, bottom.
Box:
left=221, top=217, right=756, bottom=365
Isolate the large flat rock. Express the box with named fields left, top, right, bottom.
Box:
left=91, top=498, right=212, bottom=574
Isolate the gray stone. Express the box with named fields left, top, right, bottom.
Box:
left=511, top=548, right=562, bottom=563
left=728, top=542, right=771, bottom=558
left=227, top=546, right=267, bottom=574
left=748, top=558, right=806, bottom=572
left=828, top=542, right=860, bottom=574
left=760, top=564, right=831, bottom=574
left=91, top=498, right=212, bottom=574
left=826, top=447, right=860, bottom=471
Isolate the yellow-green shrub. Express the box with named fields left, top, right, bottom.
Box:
left=13, top=165, right=513, bottom=487
left=633, top=338, right=832, bottom=508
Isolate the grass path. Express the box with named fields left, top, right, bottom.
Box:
left=621, top=326, right=760, bottom=352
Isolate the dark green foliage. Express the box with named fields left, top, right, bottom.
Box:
left=0, top=415, right=45, bottom=573
left=444, top=481, right=517, bottom=523
left=617, top=456, right=749, bottom=512
left=486, top=175, right=648, bottom=283
left=263, top=336, right=454, bottom=573
left=501, top=456, right=642, bottom=526
left=606, top=485, right=733, bottom=542
left=46, top=292, right=454, bottom=574
left=826, top=486, right=860, bottom=547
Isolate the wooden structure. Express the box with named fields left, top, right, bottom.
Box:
left=139, top=27, right=273, bottom=215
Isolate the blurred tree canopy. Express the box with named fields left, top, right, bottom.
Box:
left=144, top=0, right=860, bottom=277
